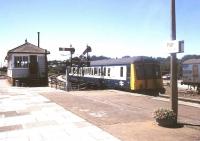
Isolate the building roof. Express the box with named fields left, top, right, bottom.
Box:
left=183, top=59, right=200, bottom=64
left=7, top=41, right=50, bottom=54
left=90, top=56, right=157, bottom=66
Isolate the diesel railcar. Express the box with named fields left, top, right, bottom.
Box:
left=182, top=59, right=200, bottom=91
left=69, top=56, right=165, bottom=94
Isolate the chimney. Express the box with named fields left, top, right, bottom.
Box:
left=37, top=32, right=40, bottom=48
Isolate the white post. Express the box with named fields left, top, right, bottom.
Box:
left=65, top=66, right=70, bottom=91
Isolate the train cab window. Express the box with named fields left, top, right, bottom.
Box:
left=120, top=67, right=123, bottom=77
left=108, top=68, right=111, bottom=76
left=103, top=67, right=106, bottom=76
left=135, top=64, right=144, bottom=80
left=144, top=64, right=154, bottom=79
left=154, top=65, right=161, bottom=78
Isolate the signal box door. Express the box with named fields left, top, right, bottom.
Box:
left=29, top=55, right=38, bottom=75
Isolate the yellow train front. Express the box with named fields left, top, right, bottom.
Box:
left=130, top=60, right=165, bottom=95
left=69, top=56, right=165, bottom=95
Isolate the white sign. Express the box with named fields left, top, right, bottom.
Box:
left=166, top=40, right=184, bottom=53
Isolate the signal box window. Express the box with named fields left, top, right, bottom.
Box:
left=14, top=56, right=28, bottom=68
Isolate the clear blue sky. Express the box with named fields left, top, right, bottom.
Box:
left=0, top=0, right=200, bottom=63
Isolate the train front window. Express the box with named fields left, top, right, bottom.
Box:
left=144, top=64, right=154, bottom=79
left=154, top=65, right=161, bottom=78
left=135, top=64, right=144, bottom=80
left=135, top=64, right=161, bottom=79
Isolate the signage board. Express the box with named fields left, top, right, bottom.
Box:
left=166, top=40, right=184, bottom=53
left=59, top=47, right=75, bottom=54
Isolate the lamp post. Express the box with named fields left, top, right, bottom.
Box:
left=170, top=0, right=178, bottom=123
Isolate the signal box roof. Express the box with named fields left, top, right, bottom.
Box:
left=90, top=56, right=156, bottom=66
left=7, top=42, right=50, bottom=54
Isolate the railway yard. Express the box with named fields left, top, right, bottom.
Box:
left=163, top=80, right=200, bottom=100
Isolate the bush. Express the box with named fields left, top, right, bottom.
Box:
left=153, top=108, right=177, bottom=127
left=153, top=108, right=176, bottom=120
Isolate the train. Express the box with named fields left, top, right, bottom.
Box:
left=68, top=56, right=165, bottom=95
left=182, top=59, right=200, bottom=91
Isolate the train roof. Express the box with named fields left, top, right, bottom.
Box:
left=183, top=59, right=200, bottom=64
left=90, top=56, right=157, bottom=66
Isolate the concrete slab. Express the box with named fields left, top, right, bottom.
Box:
left=0, top=80, right=120, bottom=141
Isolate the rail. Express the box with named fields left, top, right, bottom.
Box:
left=49, top=75, right=66, bottom=90
left=49, top=73, right=87, bottom=91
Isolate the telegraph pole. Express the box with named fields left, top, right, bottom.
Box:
left=170, top=0, right=178, bottom=123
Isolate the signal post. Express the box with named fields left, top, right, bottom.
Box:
left=59, top=45, right=75, bottom=91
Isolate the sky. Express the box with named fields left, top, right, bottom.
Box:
left=0, top=0, right=200, bottom=64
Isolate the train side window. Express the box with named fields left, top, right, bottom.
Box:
left=77, top=68, right=79, bottom=74
left=82, top=69, right=84, bottom=76
left=98, top=68, right=101, bottom=76
left=127, top=65, right=130, bottom=78
left=104, top=67, right=106, bottom=76
left=108, top=68, right=111, bottom=76
left=91, top=68, right=94, bottom=75
left=89, top=68, right=91, bottom=75
left=120, top=67, right=123, bottom=77
left=94, top=68, right=97, bottom=75
left=69, top=68, right=71, bottom=73
left=73, top=68, right=76, bottom=74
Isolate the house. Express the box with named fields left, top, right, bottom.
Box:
left=6, top=40, right=50, bottom=86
